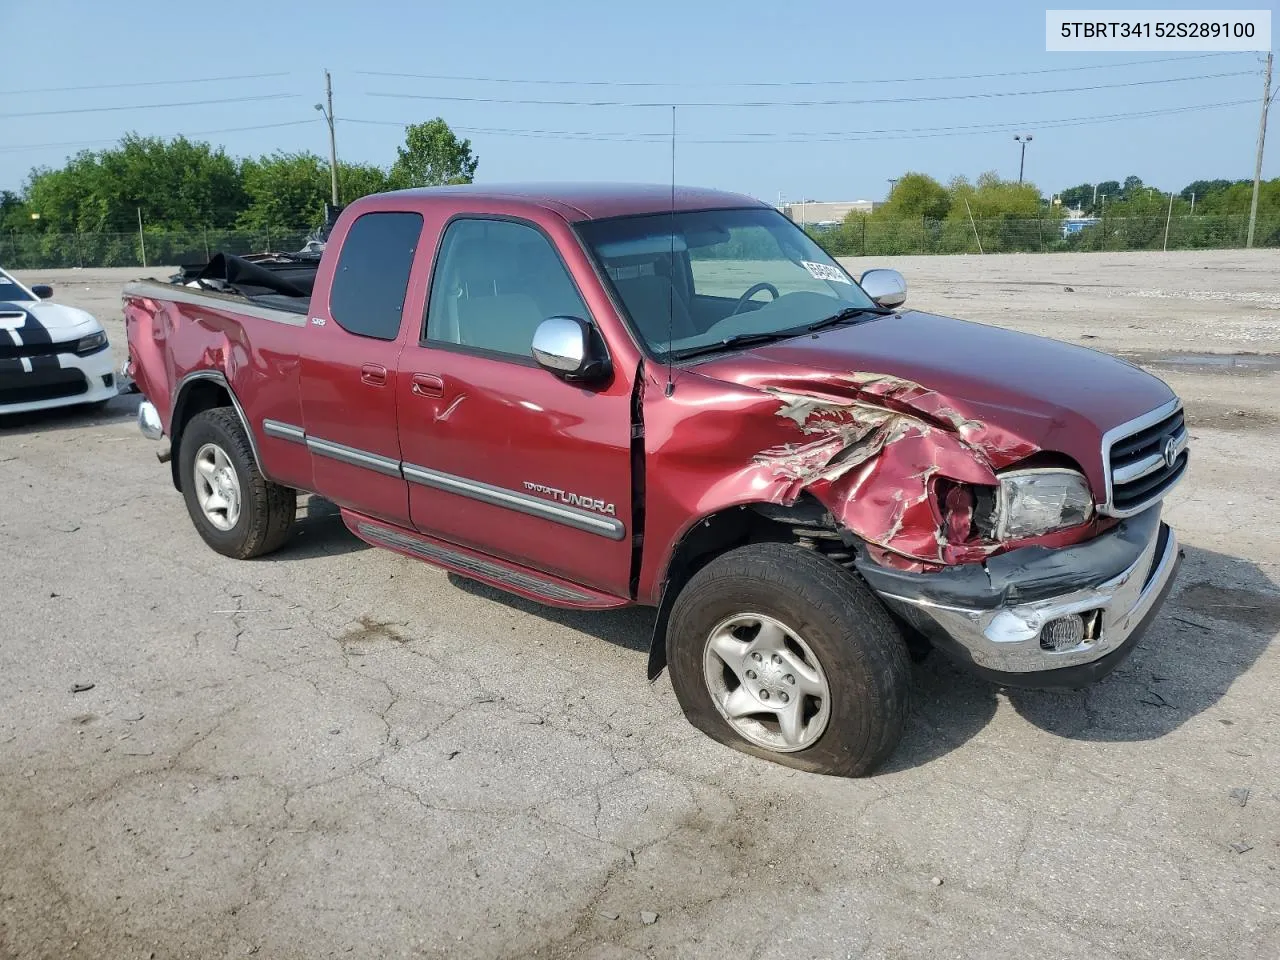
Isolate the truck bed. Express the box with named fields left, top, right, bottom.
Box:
left=164, top=251, right=320, bottom=316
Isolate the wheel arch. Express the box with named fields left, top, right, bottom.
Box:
left=169, top=372, right=262, bottom=491
left=646, top=495, right=851, bottom=680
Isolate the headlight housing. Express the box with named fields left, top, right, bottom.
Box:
left=995, top=469, right=1094, bottom=540
left=74, top=330, right=108, bottom=356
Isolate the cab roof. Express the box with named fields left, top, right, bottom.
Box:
left=379, top=182, right=769, bottom=222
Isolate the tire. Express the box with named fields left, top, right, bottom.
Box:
left=666, top=542, right=911, bottom=777
left=178, top=407, right=296, bottom=559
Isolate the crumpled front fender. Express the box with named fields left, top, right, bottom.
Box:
left=641, top=367, right=1057, bottom=596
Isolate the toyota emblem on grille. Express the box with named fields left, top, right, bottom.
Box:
left=1163, top=435, right=1178, bottom=469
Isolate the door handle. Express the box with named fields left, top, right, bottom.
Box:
left=361, top=363, right=388, bottom=386
left=411, top=373, right=445, bottom=398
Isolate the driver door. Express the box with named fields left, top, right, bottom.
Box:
left=395, top=216, right=635, bottom=597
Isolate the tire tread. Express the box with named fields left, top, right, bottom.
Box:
left=179, top=407, right=295, bottom=559
left=667, top=542, right=911, bottom=777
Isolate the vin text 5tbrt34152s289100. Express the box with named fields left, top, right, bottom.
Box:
left=123, top=183, right=1186, bottom=776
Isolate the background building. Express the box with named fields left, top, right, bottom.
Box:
left=782, top=200, right=883, bottom=226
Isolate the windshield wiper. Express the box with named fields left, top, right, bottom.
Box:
left=805, top=306, right=896, bottom=332
left=668, top=330, right=805, bottom=361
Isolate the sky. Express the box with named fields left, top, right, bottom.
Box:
left=1, top=0, right=1274, bottom=203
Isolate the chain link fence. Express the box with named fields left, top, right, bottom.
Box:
left=0, top=228, right=315, bottom=270
left=810, top=214, right=1280, bottom=257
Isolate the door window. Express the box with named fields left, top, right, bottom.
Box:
left=328, top=211, right=424, bottom=340
left=425, top=218, right=590, bottom=359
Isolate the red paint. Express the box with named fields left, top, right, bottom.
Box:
left=125, top=183, right=1178, bottom=609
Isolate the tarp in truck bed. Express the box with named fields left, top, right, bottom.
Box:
left=175, top=252, right=321, bottom=300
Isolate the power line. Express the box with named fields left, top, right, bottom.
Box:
left=0, top=120, right=318, bottom=155
left=694, top=100, right=1255, bottom=143
left=0, top=72, right=294, bottom=97
left=357, top=52, right=1242, bottom=88
left=364, top=69, right=1254, bottom=108
left=345, top=98, right=1253, bottom=144
left=0, top=93, right=301, bottom=120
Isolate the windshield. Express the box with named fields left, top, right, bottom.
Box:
left=0, top=269, right=35, bottom=303
left=578, top=207, right=879, bottom=360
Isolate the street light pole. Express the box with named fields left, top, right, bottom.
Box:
left=1247, top=50, right=1273, bottom=249
left=887, top=178, right=898, bottom=197
left=1014, top=135, right=1033, bottom=184
left=315, top=70, right=340, bottom=208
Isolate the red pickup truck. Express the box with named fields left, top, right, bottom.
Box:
left=123, top=184, right=1186, bottom=776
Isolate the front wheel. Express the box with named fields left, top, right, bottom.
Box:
left=666, top=542, right=911, bottom=777
left=178, top=407, right=296, bottom=559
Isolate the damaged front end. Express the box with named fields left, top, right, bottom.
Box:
left=643, top=362, right=1183, bottom=684
left=748, top=370, right=1084, bottom=571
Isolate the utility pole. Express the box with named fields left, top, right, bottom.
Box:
left=315, top=70, right=340, bottom=208
left=1014, top=135, right=1033, bottom=184
left=136, top=207, right=147, bottom=268
left=1247, top=51, right=1273, bottom=249
left=1163, top=191, right=1174, bottom=251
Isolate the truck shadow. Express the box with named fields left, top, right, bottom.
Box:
left=446, top=574, right=654, bottom=654
left=883, top=543, right=1277, bottom=773
left=451, top=544, right=1275, bottom=774
left=281, top=496, right=370, bottom=560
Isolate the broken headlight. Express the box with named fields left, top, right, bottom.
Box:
left=994, top=469, right=1093, bottom=540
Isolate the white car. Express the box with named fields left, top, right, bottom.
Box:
left=0, top=267, right=117, bottom=415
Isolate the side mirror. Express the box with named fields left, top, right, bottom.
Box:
left=31, top=284, right=54, bottom=300
left=858, top=269, right=906, bottom=309
left=531, top=316, right=611, bottom=383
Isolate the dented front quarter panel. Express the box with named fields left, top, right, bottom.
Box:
left=638, top=360, right=1107, bottom=601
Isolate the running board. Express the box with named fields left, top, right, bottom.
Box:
left=343, top=512, right=631, bottom=611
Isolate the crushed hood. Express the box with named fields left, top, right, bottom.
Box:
left=692, top=309, right=1175, bottom=482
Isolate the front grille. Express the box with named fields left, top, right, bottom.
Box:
left=0, top=340, right=74, bottom=360
left=1105, top=404, right=1188, bottom=515
left=0, top=368, right=88, bottom=405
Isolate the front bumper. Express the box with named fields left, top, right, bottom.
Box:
left=0, top=345, right=117, bottom=415
left=857, top=506, right=1181, bottom=687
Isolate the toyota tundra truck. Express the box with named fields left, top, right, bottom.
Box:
left=122, top=184, right=1186, bottom=776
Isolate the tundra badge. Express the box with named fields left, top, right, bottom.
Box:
left=523, top=481, right=617, bottom=516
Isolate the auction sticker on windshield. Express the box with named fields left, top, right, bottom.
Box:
left=801, top=261, right=852, bottom=284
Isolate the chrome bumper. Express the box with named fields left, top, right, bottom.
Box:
left=137, top=400, right=163, bottom=440
left=864, top=508, right=1180, bottom=680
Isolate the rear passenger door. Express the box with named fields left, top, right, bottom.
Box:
left=396, top=216, right=635, bottom=598
left=297, top=210, right=426, bottom=525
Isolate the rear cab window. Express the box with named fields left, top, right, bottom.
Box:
left=328, top=211, right=424, bottom=340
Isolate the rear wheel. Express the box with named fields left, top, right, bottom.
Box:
left=178, top=407, right=295, bottom=559
left=666, top=542, right=911, bottom=777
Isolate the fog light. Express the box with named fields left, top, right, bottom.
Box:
left=1039, top=615, right=1086, bottom=651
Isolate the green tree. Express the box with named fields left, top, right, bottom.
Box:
left=876, top=172, right=950, bottom=220
left=23, top=135, right=244, bottom=233
left=238, top=153, right=392, bottom=231
left=1095, top=180, right=1121, bottom=202
left=339, top=163, right=391, bottom=203
left=1059, top=183, right=1094, bottom=212
left=1180, top=178, right=1245, bottom=206
left=388, top=118, right=478, bottom=189
left=947, top=171, right=1045, bottom=220
left=0, top=190, right=30, bottom=232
